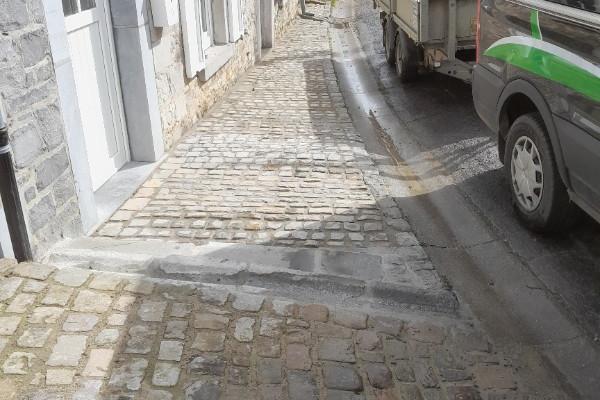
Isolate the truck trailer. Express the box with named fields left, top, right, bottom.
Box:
left=375, top=0, right=477, bottom=82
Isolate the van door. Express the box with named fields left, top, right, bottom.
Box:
left=479, top=0, right=600, bottom=211
left=535, top=4, right=600, bottom=209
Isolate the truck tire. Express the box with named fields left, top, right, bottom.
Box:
left=504, top=113, right=579, bottom=232
left=394, top=29, right=418, bottom=82
left=384, top=19, right=396, bottom=65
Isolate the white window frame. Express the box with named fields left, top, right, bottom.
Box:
left=181, top=0, right=245, bottom=78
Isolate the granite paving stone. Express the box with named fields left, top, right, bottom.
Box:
left=158, top=340, right=184, bottom=361
left=82, top=349, right=113, bottom=377
left=0, top=5, right=567, bottom=399
left=319, top=338, right=356, bottom=362
left=17, top=327, right=52, bottom=348
left=152, top=362, right=181, bottom=387
left=322, top=363, right=363, bottom=391
left=62, top=313, right=99, bottom=332
left=188, top=353, right=226, bottom=376
left=0, top=315, right=22, bottom=335
left=53, top=268, right=91, bottom=287
left=72, top=290, right=112, bottom=313
left=234, top=317, right=255, bottom=342
left=41, top=286, right=73, bottom=306
left=6, top=293, right=37, bottom=313
left=0, top=277, right=23, bottom=301
left=47, top=335, right=87, bottom=367
left=108, top=358, right=148, bottom=391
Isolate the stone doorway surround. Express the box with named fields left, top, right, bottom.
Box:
left=41, top=0, right=165, bottom=233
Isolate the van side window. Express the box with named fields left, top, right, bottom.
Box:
left=545, top=0, right=599, bottom=14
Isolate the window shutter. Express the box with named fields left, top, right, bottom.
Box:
left=180, top=0, right=205, bottom=78
left=227, top=0, right=242, bottom=42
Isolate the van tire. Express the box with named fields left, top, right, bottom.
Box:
left=394, top=29, right=418, bottom=82
left=504, top=113, right=578, bottom=233
left=384, top=20, right=396, bottom=65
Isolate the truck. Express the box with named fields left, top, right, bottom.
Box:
left=375, top=0, right=478, bottom=82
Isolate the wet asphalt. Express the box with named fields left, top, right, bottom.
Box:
left=331, top=0, right=600, bottom=397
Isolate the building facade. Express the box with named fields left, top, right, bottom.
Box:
left=0, top=0, right=299, bottom=259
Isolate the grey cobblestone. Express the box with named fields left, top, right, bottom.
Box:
left=0, top=4, right=569, bottom=399
left=0, top=260, right=562, bottom=398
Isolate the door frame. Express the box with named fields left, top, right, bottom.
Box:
left=65, top=0, right=131, bottom=189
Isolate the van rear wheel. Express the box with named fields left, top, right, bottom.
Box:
left=394, top=29, right=418, bottom=82
left=383, top=20, right=396, bottom=65
left=504, top=113, right=578, bottom=232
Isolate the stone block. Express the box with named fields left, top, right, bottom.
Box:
left=257, top=358, right=283, bottom=384
left=108, top=358, right=148, bottom=391
left=72, top=290, right=112, bottom=313
left=288, top=371, right=318, bottom=400
left=365, top=363, right=393, bottom=389
left=28, top=194, right=56, bottom=232
left=35, top=148, right=70, bottom=191
left=6, top=293, right=36, bottom=313
left=158, top=340, right=184, bottom=361
left=322, top=363, right=363, bottom=391
left=42, top=286, right=73, bottom=306
left=194, top=313, right=230, bottom=330
left=0, top=0, right=29, bottom=31
left=299, top=304, right=329, bottom=322
left=53, top=267, right=92, bottom=287
left=286, top=343, right=311, bottom=370
left=189, top=354, right=225, bottom=376
left=0, top=315, right=21, bottom=335
left=192, top=331, right=225, bottom=352
left=184, top=378, right=221, bottom=400
left=18, top=27, right=48, bottom=67
left=83, top=349, right=114, bottom=377
left=318, top=338, right=356, bottom=363
left=152, top=362, right=180, bottom=387
left=46, top=368, right=75, bottom=385
left=62, top=313, right=99, bottom=332
left=234, top=317, right=255, bottom=342
left=138, top=301, right=167, bottom=322
left=0, top=277, right=23, bottom=301
left=17, top=327, right=52, bottom=347
left=47, top=335, right=87, bottom=367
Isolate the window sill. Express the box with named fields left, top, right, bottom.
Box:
left=199, top=43, right=235, bottom=82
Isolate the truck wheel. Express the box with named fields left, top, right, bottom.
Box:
left=384, top=20, right=396, bottom=65
left=504, top=113, right=578, bottom=232
left=394, top=29, right=418, bottom=82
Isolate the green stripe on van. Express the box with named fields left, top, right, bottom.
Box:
left=530, top=10, right=542, bottom=40
left=484, top=43, right=600, bottom=102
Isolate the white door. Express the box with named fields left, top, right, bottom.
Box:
left=63, top=0, right=129, bottom=191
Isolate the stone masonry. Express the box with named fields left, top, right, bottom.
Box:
left=0, top=259, right=569, bottom=399
left=0, top=0, right=82, bottom=257
left=152, top=0, right=300, bottom=150
left=98, top=3, right=409, bottom=249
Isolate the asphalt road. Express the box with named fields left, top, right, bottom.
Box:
left=332, top=0, right=600, bottom=397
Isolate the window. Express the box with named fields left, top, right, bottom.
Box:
left=62, top=0, right=96, bottom=16
left=181, top=0, right=245, bottom=78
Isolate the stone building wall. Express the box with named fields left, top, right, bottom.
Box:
left=152, top=0, right=300, bottom=149
left=0, top=0, right=81, bottom=258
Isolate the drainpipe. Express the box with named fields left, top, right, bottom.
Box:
left=0, top=104, right=33, bottom=262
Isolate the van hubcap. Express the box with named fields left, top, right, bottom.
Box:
left=511, top=136, right=544, bottom=211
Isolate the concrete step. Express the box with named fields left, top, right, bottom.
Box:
left=46, top=237, right=458, bottom=314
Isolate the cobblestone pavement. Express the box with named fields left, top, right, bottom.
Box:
left=96, top=3, right=405, bottom=249
left=0, top=260, right=569, bottom=400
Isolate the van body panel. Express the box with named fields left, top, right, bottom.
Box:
left=474, top=0, right=600, bottom=221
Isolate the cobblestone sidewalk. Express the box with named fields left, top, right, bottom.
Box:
left=0, top=259, right=564, bottom=400
left=96, top=3, right=406, bottom=249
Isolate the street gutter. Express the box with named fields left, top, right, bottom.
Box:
left=329, top=0, right=600, bottom=397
